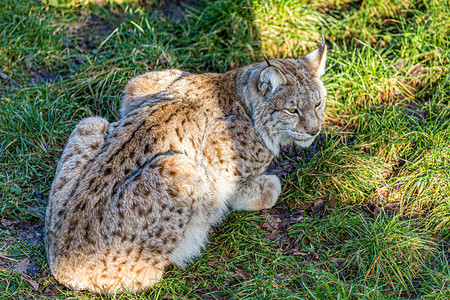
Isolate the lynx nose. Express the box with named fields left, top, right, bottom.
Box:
left=307, top=127, right=320, bottom=136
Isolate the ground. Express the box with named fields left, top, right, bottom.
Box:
left=0, top=0, right=449, bottom=299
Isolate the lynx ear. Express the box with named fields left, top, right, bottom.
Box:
left=299, top=35, right=327, bottom=77
left=258, top=66, right=287, bottom=96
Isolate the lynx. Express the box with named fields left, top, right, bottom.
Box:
left=45, top=38, right=327, bottom=294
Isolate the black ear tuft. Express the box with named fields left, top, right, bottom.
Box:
left=263, top=54, right=272, bottom=67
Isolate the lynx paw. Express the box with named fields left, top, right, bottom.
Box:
left=255, top=175, right=281, bottom=210
left=230, top=175, right=281, bottom=211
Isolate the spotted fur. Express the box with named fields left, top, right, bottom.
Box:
left=45, top=40, right=327, bottom=294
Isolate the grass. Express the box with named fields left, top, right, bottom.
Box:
left=0, top=0, right=449, bottom=298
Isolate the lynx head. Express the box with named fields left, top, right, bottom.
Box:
left=242, top=37, right=327, bottom=155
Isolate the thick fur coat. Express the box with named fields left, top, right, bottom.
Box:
left=45, top=39, right=327, bottom=294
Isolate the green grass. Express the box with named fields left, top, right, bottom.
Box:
left=1, top=0, right=449, bottom=298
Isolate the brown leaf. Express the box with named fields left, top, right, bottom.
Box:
left=43, top=287, right=58, bottom=296
left=291, top=249, right=308, bottom=256
left=266, top=216, right=281, bottom=230
left=43, top=280, right=65, bottom=296
left=311, top=199, right=326, bottom=216
left=1, top=219, right=20, bottom=227
left=25, top=277, right=40, bottom=291
left=266, top=231, right=282, bottom=240
left=14, top=258, right=30, bottom=273
left=326, top=198, right=336, bottom=211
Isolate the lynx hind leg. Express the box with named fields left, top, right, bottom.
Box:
left=46, top=117, right=108, bottom=263
left=53, top=116, right=109, bottom=189
left=120, top=69, right=186, bottom=117
left=230, top=175, right=281, bottom=211
left=81, top=153, right=209, bottom=293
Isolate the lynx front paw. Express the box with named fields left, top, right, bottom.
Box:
left=254, top=174, right=281, bottom=210
left=230, top=174, right=282, bottom=212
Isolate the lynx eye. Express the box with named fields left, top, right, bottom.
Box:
left=287, top=108, right=296, bottom=113
left=315, top=101, right=322, bottom=108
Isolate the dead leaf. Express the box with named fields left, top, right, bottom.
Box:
left=1, top=219, right=20, bottom=227
left=43, top=279, right=65, bottom=295
left=326, top=198, right=336, bottom=211
left=311, top=199, right=326, bottom=216
left=24, top=277, right=40, bottom=291
left=43, top=286, right=59, bottom=296
left=266, top=231, right=282, bottom=240
left=266, top=216, right=281, bottom=230
left=291, top=249, right=308, bottom=256
left=14, top=258, right=30, bottom=273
